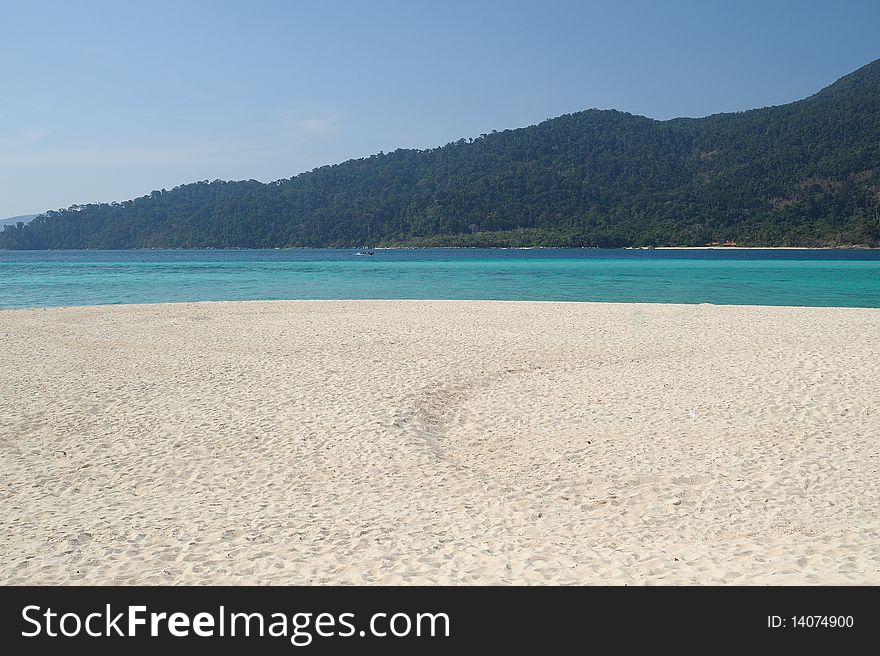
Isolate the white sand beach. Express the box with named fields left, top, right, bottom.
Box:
left=1, top=300, right=879, bottom=584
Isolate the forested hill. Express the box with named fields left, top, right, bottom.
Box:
left=4, top=59, right=880, bottom=249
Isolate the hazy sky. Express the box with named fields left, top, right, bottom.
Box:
left=1, top=0, right=878, bottom=217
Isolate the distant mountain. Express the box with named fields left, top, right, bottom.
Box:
left=3, top=59, right=880, bottom=249
left=0, top=214, right=39, bottom=228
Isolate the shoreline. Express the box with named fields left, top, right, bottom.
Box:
left=3, top=245, right=880, bottom=252
left=6, top=298, right=880, bottom=313
left=2, top=300, right=879, bottom=584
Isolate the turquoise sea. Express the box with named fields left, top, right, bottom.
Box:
left=1, top=248, right=879, bottom=309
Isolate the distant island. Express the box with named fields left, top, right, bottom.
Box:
left=3, top=59, right=879, bottom=250
left=0, top=214, right=38, bottom=229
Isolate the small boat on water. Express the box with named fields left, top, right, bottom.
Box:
left=356, top=251, right=375, bottom=256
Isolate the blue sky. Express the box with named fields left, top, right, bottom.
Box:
left=1, top=0, right=878, bottom=217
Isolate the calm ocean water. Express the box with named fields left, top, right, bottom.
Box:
left=1, top=248, right=880, bottom=309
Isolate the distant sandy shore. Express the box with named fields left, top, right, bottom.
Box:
left=2, top=300, right=879, bottom=584
left=651, top=246, right=876, bottom=250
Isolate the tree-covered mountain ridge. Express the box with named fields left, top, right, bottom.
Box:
left=4, top=58, right=880, bottom=249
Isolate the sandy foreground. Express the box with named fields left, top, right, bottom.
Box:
left=1, top=300, right=879, bottom=585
